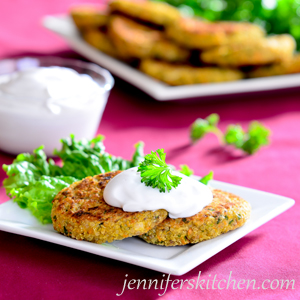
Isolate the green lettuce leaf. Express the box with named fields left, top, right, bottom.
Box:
left=51, top=135, right=144, bottom=179
left=2, top=135, right=145, bottom=224
left=2, top=146, right=51, bottom=193
left=10, top=176, right=78, bottom=224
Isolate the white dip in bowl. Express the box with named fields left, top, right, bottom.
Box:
left=0, top=57, right=114, bottom=155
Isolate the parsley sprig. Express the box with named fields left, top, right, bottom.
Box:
left=179, top=164, right=214, bottom=185
left=179, top=164, right=194, bottom=177
left=190, top=114, right=271, bottom=154
left=190, top=113, right=223, bottom=143
left=224, top=121, right=270, bottom=154
left=138, top=149, right=182, bottom=193
left=138, top=153, right=214, bottom=193
left=199, top=171, right=214, bottom=185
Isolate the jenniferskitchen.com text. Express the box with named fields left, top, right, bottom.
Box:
left=116, top=271, right=295, bottom=296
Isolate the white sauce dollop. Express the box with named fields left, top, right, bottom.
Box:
left=0, top=66, right=104, bottom=115
left=103, top=167, right=213, bottom=218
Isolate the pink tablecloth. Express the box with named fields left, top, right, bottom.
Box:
left=0, top=1, right=299, bottom=299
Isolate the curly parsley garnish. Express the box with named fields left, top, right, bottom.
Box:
left=199, top=171, right=214, bottom=185
left=179, top=164, right=194, bottom=177
left=225, top=121, right=271, bottom=154
left=190, top=114, right=271, bottom=154
left=190, top=113, right=223, bottom=143
left=138, top=149, right=182, bottom=193
left=190, top=114, right=223, bottom=143
left=179, top=164, right=213, bottom=185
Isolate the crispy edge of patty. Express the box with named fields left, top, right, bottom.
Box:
left=51, top=171, right=168, bottom=244
left=108, top=15, right=189, bottom=62
left=151, top=40, right=190, bottom=63
left=108, top=15, right=162, bottom=59
left=70, top=5, right=109, bottom=30
left=139, top=189, right=251, bottom=246
left=108, top=0, right=181, bottom=27
left=201, top=34, right=296, bottom=67
left=82, top=28, right=119, bottom=58
left=139, top=59, right=244, bottom=85
left=248, top=53, right=300, bottom=78
left=166, top=18, right=265, bottom=49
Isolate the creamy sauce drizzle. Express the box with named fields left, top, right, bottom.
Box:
left=103, top=167, right=213, bottom=218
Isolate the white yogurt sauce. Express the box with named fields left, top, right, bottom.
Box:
left=103, top=167, right=213, bottom=218
left=0, top=66, right=109, bottom=155
left=0, top=66, right=104, bottom=115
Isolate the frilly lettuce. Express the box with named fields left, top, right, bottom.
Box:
left=2, top=135, right=144, bottom=224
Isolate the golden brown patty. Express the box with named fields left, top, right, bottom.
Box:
left=109, top=0, right=181, bottom=27
left=201, top=34, right=296, bottom=67
left=166, top=18, right=265, bottom=49
left=70, top=5, right=109, bottom=31
left=139, top=189, right=251, bottom=246
left=248, top=53, right=300, bottom=78
left=82, top=29, right=119, bottom=58
left=150, top=40, right=190, bottom=63
left=140, top=59, right=244, bottom=85
left=108, top=15, right=189, bottom=62
left=51, top=171, right=168, bottom=244
left=108, top=15, right=161, bottom=59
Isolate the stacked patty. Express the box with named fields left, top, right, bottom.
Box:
left=140, top=189, right=251, bottom=246
left=52, top=171, right=251, bottom=246
left=52, top=171, right=168, bottom=244
left=70, top=0, right=299, bottom=84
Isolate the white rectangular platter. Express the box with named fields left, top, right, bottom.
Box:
left=43, top=15, right=300, bottom=101
left=0, top=180, right=294, bottom=275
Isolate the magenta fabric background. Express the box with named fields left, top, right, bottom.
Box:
left=0, top=1, right=299, bottom=299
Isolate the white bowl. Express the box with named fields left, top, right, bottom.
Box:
left=0, top=57, right=114, bottom=156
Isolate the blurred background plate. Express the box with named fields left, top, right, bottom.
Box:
left=43, top=15, right=300, bottom=101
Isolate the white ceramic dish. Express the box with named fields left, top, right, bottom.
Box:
left=0, top=57, right=114, bottom=156
left=0, top=179, right=294, bottom=275
left=43, top=15, right=300, bottom=101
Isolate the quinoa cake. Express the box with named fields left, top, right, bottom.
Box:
left=108, top=0, right=181, bottom=27
left=108, top=15, right=162, bottom=59
left=201, top=34, right=296, bottom=67
left=108, top=15, right=189, bottom=62
left=82, top=29, right=119, bottom=58
left=139, top=189, right=251, bottom=246
left=166, top=18, right=265, bottom=49
left=70, top=5, right=109, bottom=31
left=51, top=171, right=168, bottom=244
left=248, top=53, right=300, bottom=78
left=140, top=59, right=244, bottom=85
left=150, top=40, right=190, bottom=63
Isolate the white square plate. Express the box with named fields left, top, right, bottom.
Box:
left=42, top=15, right=300, bottom=101
left=0, top=180, right=294, bottom=275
